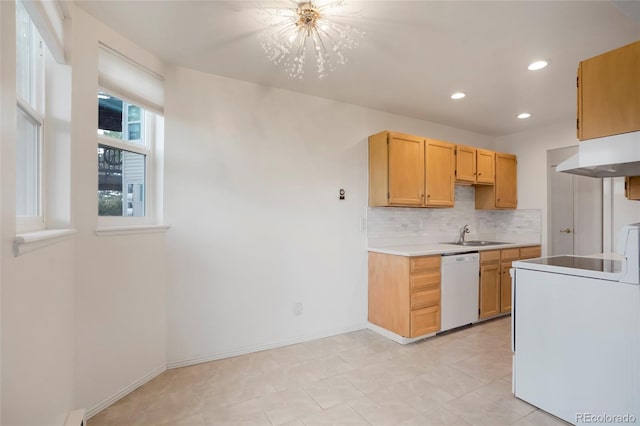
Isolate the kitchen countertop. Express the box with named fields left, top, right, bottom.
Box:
left=368, top=241, right=540, bottom=257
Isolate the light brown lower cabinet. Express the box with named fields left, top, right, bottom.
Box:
left=369, top=252, right=441, bottom=337
left=479, top=250, right=501, bottom=319
left=479, top=245, right=541, bottom=319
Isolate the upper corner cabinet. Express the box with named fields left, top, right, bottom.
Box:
left=369, top=131, right=425, bottom=207
left=577, top=40, right=640, bottom=140
left=475, top=152, right=517, bottom=210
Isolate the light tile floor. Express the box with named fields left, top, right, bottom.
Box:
left=88, top=317, right=570, bottom=426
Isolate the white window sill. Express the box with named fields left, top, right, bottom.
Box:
left=14, top=228, right=77, bottom=256
left=95, top=224, right=170, bottom=237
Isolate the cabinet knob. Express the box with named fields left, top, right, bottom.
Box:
left=427, top=194, right=431, bottom=198
left=560, top=228, right=572, bottom=234
left=478, top=173, right=482, bottom=176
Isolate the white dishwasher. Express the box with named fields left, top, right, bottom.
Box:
left=440, top=252, right=480, bottom=332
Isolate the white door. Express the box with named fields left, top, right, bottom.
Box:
left=547, top=146, right=602, bottom=256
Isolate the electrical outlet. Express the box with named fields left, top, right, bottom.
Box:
left=361, top=218, right=367, bottom=231
left=294, top=302, right=303, bottom=316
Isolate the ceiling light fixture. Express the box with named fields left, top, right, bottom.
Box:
left=258, top=1, right=363, bottom=79
left=517, top=113, right=531, bottom=119
left=451, top=92, right=466, bottom=100
left=528, top=60, right=549, bottom=71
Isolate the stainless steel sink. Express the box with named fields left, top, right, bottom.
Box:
left=441, top=240, right=509, bottom=247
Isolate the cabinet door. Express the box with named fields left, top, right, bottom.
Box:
left=476, top=149, right=495, bottom=185
left=625, top=176, right=640, bottom=200
left=456, top=145, right=476, bottom=183
left=500, top=262, right=513, bottom=313
left=578, top=40, right=640, bottom=140
left=410, top=305, right=440, bottom=337
left=479, top=263, right=500, bottom=319
left=425, top=139, right=455, bottom=207
left=495, top=153, right=517, bottom=209
left=388, top=133, right=425, bottom=206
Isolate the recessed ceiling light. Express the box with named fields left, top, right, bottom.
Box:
left=451, top=92, right=466, bottom=100
left=528, top=60, right=549, bottom=71
left=517, top=113, right=531, bottom=119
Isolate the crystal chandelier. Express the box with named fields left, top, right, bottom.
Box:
left=258, top=1, right=364, bottom=79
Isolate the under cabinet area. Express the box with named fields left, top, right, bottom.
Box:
left=368, top=252, right=441, bottom=338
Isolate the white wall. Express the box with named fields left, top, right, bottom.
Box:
left=69, top=6, right=168, bottom=415
left=1, top=1, right=75, bottom=425
left=1, top=3, right=169, bottom=423
left=494, top=121, right=580, bottom=255
left=163, top=66, right=494, bottom=366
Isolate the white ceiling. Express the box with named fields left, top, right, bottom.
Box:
left=75, top=0, right=640, bottom=137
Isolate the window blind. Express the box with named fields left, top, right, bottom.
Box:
left=98, top=44, right=164, bottom=115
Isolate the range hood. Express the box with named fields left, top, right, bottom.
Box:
left=557, top=131, right=640, bottom=178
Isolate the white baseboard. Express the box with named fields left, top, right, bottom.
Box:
left=167, top=323, right=368, bottom=369
left=86, top=364, right=166, bottom=419
left=367, top=322, right=436, bottom=344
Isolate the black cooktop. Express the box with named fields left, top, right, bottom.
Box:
left=524, top=255, right=622, bottom=273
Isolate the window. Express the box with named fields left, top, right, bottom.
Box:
left=97, top=92, right=154, bottom=218
left=16, top=0, right=45, bottom=232
left=96, top=44, right=164, bottom=226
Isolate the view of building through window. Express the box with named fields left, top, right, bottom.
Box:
left=97, top=92, right=147, bottom=217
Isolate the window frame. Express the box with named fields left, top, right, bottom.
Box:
left=96, top=88, right=157, bottom=227
left=15, top=0, right=46, bottom=233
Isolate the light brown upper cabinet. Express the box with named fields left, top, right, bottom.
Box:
left=476, top=149, right=495, bottom=185
left=425, top=139, right=456, bottom=207
left=625, top=176, right=640, bottom=200
left=369, top=131, right=455, bottom=208
left=455, top=145, right=476, bottom=184
left=456, top=146, right=495, bottom=185
left=475, top=153, right=517, bottom=210
left=578, top=40, right=640, bottom=140
left=369, top=131, right=424, bottom=207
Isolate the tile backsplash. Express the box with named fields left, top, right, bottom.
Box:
left=368, top=186, right=541, bottom=246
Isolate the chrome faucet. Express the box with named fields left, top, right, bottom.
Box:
left=457, top=224, right=470, bottom=244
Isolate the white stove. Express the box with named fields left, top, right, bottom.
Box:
left=511, top=224, right=640, bottom=425
left=513, top=223, right=639, bottom=283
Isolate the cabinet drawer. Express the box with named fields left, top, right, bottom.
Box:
left=520, top=246, right=541, bottom=259
left=410, top=256, right=441, bottom=273
left=410, top=271, right=440, bottom=290
left=501, top=248, right=520, bottom=261
left=480, top=250, right=500, bottom=263
left=411, top=288, right=440, bottom=309
left=410, top=306, right=440, bottom=337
